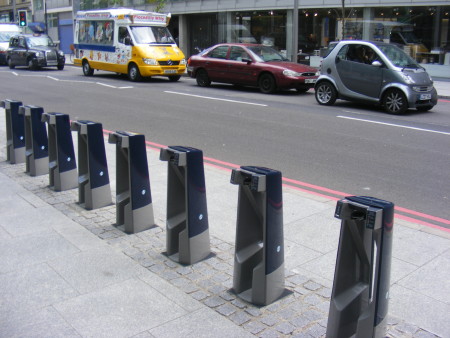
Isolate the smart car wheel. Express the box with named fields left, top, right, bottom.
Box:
left=196, top=69, right=211, bottom=87
left=82, top=60, right=94, bottom=76
left=128, top=64, right=142, bottom=82
left=259, top=73, right=276, bottom=94
left=383, top=89, right=407, bottom=114
left=315, top=81, right=337, bottom=105
left=7, top=58, right=15, bottom=69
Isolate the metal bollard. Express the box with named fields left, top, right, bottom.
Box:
left=19, top=105, right=48, bottom=176
left=160, top=146, right=210, bottom=265
left=108, top=131, right=155, bottom=234
left=41, top=112, right=77, bottom=191
left=71, top=120, right=112, bottom=210
left=326, top=196, right=394, bottom=338
left=230, top=166, right=285, bottom=306
left=1, top=99, right=25, bottom=164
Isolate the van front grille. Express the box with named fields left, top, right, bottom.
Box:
left=159, top=60, right=180, bottom=66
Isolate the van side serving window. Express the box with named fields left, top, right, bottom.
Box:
left=78, top=20, right=114, bottom=46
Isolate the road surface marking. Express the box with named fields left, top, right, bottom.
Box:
left=337, top=115, right=450, bottom=136
left=164, top=91, right=268, bottom=107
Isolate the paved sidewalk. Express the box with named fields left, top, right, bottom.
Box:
left=1, top=107, right=449, bottom=338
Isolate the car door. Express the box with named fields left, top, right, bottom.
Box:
left=336, top=44, right=383, bottom=98
left=16, top=36, right=28, bottom=66
left=226, top=46, right=255, bottom=85
left=203, top=45, right=229, bottom=82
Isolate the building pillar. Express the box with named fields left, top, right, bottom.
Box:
left=286, top=10, right=294, bottom=62
left=179, top=14, right=189, bottom=57
left=363, top=7, right=374, bottom=40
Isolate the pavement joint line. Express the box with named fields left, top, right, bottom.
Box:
left=0, top=152, right=443, bottom=338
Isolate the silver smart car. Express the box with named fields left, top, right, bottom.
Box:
left=315, top=40, right=437, bottom=114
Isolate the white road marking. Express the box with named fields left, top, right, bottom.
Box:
left=2, top=71, right=132, bottom=89
left=337, top=115, right=450, bottom=136
left=164, top=90, right=268, bottom=107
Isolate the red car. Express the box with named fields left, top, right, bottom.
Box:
left=187, top=43, right=318, bottom=94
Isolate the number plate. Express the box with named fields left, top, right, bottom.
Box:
left=164, top=69, right=177, bottom=74
left=419, top=93, right=431, bottom=100
left=305, top=79, right=317, bottom=84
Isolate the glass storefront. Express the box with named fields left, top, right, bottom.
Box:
left=183, top=6, right=449, bottom=64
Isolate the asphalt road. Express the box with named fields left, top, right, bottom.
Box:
left=1, top=65, right=449, bottom=227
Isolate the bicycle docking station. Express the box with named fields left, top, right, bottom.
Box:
left=108, top=131, right=155, bottom=234
left=230, top=166, right=287, bottom=306
left=19, top=105, right=48, bottom=177
left=2, top=99, right=25, bottom=164
left=41, top=112, right=77, bottom=191
left=71, top=120, right=112, bottom=210
left=160, top=146, right=211, bottom=265
left=326, top=196, right=394, bottom=338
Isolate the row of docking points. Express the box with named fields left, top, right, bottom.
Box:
left=2, top=99, right=395, bottom=337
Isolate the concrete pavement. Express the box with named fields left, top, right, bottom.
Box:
left=1, top=88, right=450, bottom=338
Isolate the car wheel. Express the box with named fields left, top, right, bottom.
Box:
left=28, top=58, right=37, bottom=70
left=196, top=69, right=211, bottom=87
left=168, top=75, right=181, bottom=82
left=7, top=58, right=15, bottom=69
left=315, top=81, right=337, bottom=105
left=383, top=89, right=408, bottom=114
left=57, top=64, right=64, bottom=70
left=128, top=64, right=142, bottom=82
left=259, top=73, right=276, bottom=94
left=82, top=60, right=94, bottom=76
left=416, top=105, right=433, bottom=112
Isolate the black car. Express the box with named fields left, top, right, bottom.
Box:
left=6, top=34, right=65, bottom=70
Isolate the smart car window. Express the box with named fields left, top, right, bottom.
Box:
left=336, top=44, right=348, bottom=61
left=378, top=44, right=418, bottom=68
left=208, top=46, right=229, bottom=59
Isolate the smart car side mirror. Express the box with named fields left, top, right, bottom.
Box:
left=372, top=60, right=382, bottom=67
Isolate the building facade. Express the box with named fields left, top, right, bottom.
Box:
left=1, top=0, right=449, bottom=63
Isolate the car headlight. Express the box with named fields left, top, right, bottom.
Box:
left=143, top=58, right=158, bottom=65
left=400, top=73, right=416, bottom=84
left=180, top=59, right=187, bottom=65
left=58, top=50, right=64, bottom=57
left=283, top=69, right=302, bottom=77
left=36, top=51, right=44, bottom=58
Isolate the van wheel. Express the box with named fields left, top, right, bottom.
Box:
left=168, top=75, right=181, bottom=82
left=7, top=58, right=15, bottom=69
left=315, top=81, right=337, bottom=105
left=196, top=69, right=211, bottom=87
left=82, top=61, right=94, bottom=76
left=128, top=64, right=142, bottom=82
left=259, top=73, right=276, bottom=94
left=383, top=89, right=407, bottom=114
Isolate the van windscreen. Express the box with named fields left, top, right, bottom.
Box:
left=130, top=26, right=174, bottom=44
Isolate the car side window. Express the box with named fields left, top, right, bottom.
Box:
left=9, top=37, right=18, bottom=47
left=229, top=46, right=249, bottom=61
left=18, top=37, right=26, bottom=48
left=208, top=46, right=229, bottom=59
left=336, top=44, right=348, bottom=61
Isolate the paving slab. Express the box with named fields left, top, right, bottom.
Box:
left=53, top=278, right=188, bottom=338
